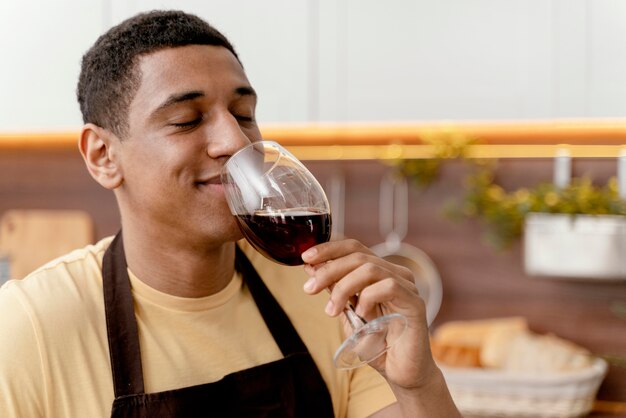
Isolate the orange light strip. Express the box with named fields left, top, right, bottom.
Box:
left=1, top=120, right=625, bottom=159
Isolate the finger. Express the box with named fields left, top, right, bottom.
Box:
left=304, top=247, right=413, bottom=291
left=354, top=277, right=424, bottom=322
left=302, top=239, right=372, bottom=264
left=312, top=252, right=380, bottom=288
left=323, top=262, right=396, bottom=316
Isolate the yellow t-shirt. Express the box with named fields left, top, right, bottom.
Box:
left=0, top=237, right=395, bottom=417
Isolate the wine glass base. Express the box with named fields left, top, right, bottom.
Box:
left=333, top=312, right=408, bottom=370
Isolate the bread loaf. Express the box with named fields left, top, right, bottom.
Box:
left=482, top=330, right=593, bottom=372
left=430, top=338, right=482, bottom=368
left=432, top=317, right=593, bottom=372
left=433, top=316, right=528, bottom=346
left=431, top=317, right=528, bottom=367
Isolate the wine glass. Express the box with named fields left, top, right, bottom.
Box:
left=221, top=140, right=407, bottom=370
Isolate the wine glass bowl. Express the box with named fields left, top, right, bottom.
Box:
left=221, top=140, right=407, bottom=370
left=221, top=141, right=331, bottom=266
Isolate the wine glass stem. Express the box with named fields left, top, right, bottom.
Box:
left=324, top=287, right=367, bottom=329
left=344, top=301, right=368, bottom=329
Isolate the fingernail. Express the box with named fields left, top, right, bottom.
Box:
left=325, top=299, right=335, bottom=315
left=303, top=277, right=316, bottom=293
left=302, top=247, right=317, bottom=261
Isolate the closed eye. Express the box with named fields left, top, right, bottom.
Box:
left=235, top=115, right=254, bottom=123
left=171, top=118, right=202, bottom=128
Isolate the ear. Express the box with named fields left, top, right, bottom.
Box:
left=79, top=123, right=124, bottom=190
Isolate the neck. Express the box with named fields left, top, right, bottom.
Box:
left=119, top=222, right=236, bottom=298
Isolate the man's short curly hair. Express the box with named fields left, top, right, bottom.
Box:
left=77, top=10, right=239, bottom=137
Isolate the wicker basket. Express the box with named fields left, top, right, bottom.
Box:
left=440, top=358, right=608, bottom=417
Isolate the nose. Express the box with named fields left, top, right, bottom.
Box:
left=206, top=112, right=254, bottom=159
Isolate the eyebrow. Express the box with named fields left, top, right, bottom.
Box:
left=149, top=86, right=257, bottom=120
left=235, top=86, right=257, bottom=98
left=150, top=90, right=205, bottom=118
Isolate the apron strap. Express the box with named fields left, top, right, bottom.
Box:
left=103, top=232, right=145, bottom=397
left=235, top=246, right=309, bottom=357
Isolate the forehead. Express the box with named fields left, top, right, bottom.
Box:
left=131, top=44, right=250, bottom=113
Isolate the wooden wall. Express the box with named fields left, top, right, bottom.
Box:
left=1, top=122, right=625, bottom=412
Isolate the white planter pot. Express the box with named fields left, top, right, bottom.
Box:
left=524, top=213, right=626, bottom=280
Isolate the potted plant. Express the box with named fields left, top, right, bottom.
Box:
left=394, top=134, right=626, bottom=280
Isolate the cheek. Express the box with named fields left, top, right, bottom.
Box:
left=128, top=144, right=188, bottom=181
left=120, top=155, right=179, bottom=203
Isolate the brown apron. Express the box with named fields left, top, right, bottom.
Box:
left=102, top=232, right=335, bottom=418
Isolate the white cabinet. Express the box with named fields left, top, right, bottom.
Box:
left=2, top=0, right=626, bottom=129
left=0, top=0, right=105, bottom=130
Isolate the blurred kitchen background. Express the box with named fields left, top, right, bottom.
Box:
left=1, top=1, right=626, bottom=417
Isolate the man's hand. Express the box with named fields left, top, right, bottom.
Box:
left=302, top=239, right=461, bottom=417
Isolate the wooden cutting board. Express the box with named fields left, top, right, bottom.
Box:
left=0, top=210, right=94, bottom=279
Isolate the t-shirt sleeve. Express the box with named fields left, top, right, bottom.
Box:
left=0, top=282, right=46, bottom=418
left=346, top=364, right=397, bottom=418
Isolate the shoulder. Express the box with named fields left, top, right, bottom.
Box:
left=0, top=236, right=115, bottom=417
left=7, top=235, right=113, bottom=295
left=24, top=235, right=113, bottom=281
left=0, top=235, right=114, bottom=336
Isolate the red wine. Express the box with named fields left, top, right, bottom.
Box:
left=236, top=208, right=331, bottom=266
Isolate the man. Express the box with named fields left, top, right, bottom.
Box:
left=0, top=10, right=460, bottom=418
